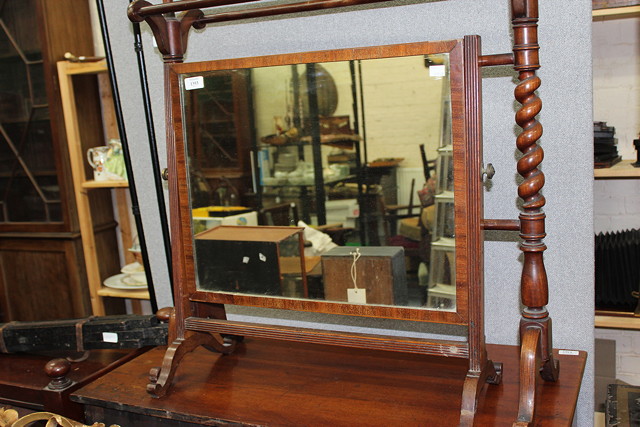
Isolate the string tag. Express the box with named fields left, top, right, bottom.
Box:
left=347, top=248, right=367, bottom=304
left=347, top=288, right=367, bottom=304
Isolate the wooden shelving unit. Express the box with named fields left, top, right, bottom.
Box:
left=57, top=60, right=150, bottom=315
left=595, top=312, right=640, bottom=330
left=82, top=179, right=130, bottom=189
left=592, top=5, right=640, bottom=328
left=593, top=162, right=640, bottom=323
left=97, top=287, right=150, bottom=299
left=594, top=160, right=640, bottom=179
left=592, top=5, right=640, bottom=18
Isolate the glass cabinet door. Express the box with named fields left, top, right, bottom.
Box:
left=0, top=0, right=62, bottom=225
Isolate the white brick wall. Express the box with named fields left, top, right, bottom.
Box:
left=252, top=55, right=445, bottom=170
left=594, top=180, right=640, bottom=233
left=593, top=16, right=640, bottom=386
left=592, top=17, right=640, bottom=160
left=595, top=328, right=640, bottom=385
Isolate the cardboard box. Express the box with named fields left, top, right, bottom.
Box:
left=595, top=338, right=617, bottom=412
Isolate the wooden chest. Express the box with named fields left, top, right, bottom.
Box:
left=321, top=246, right=407, bottom=306
left=194, top=226, right=306, bottom=297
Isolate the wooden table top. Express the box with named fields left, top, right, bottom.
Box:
left=72, top=339, right=586, bottom=426
left=0, top=348, right=143, bottom=419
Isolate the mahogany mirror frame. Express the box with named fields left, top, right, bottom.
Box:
left=169, top=39, right=476, bottom=326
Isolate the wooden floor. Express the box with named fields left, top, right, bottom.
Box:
left=73, top=338, right=586, bottom=426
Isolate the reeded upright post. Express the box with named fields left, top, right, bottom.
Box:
left=128, top=1, right=234, bottom=398
left=128, top=0, right=206, bottom=346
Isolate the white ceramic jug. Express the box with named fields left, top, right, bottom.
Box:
left=87, top=140, right=127, bottom=181
left=87, top=145, right=110, bottom=181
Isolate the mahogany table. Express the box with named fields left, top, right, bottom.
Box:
left=0, top=348, right=145, bottom=421
left=72, top=339, right=586, bottom=426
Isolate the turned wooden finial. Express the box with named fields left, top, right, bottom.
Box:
left=44, top=358, right=72, bottom=390
left=156, top=307, right=173, bottom=323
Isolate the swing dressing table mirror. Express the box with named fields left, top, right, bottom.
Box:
left=179, top=40, right=467, bottom=320
left=129, top=1, right=559, bottom=425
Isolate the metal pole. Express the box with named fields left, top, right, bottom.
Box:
left=96, top=0, right=161, bottom=311
left=128, top=2, right=174, bottom=300
left=349, top=61, right=366, bottom=245
left=305, top=64, right=326, bottom=225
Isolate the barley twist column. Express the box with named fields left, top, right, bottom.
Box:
left=512, top=0, right=558, bottom=383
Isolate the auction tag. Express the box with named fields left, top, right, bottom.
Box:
left=347, top=288, right=367, bottom=304
left=184, top=76, right=204, bottom=90
left=429, top=65, right=446, bottom=77
left=102, top=332, right=118, bottom=343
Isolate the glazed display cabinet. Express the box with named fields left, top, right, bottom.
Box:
left=0, top=0, right=119, bottom=321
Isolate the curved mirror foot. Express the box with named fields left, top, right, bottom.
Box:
left=147, top=331, right=236, bottom=398
left=540, top=353, right=559, bottom=382
left=459, top=359, right=502, bottom=426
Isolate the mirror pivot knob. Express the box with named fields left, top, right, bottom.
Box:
left=161, top=168, right=169, bottom=181
left=482, top=163, right=495, bottom=179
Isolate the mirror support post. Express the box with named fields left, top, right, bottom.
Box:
left=128, top=2, right=236, bottom=398
left=511, top=0, right=560, bottom=425
left=459, top=35, right=503, bottom=427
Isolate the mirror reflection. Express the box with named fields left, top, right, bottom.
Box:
left=182, top=53, right=456, bottom=311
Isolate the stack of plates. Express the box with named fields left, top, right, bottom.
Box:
left=103, top=262, right=147, bottom=290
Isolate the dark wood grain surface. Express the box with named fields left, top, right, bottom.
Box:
left=0, top=348, right=144, bottom=420
left=73, top=339, right=586, bottom=426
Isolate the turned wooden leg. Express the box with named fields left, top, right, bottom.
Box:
left=147, top=330, right=236, bottom=398
left=459, top=359, right=503, bottom=426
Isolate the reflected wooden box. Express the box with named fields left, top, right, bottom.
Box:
left=194, top=226, right=306, bottom=297
left=321, top=246, right=407, bottom=306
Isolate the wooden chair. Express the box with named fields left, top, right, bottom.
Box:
left=258, top=202, right=299, bottom=226
left=384, top=178, right=417, bottom=238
